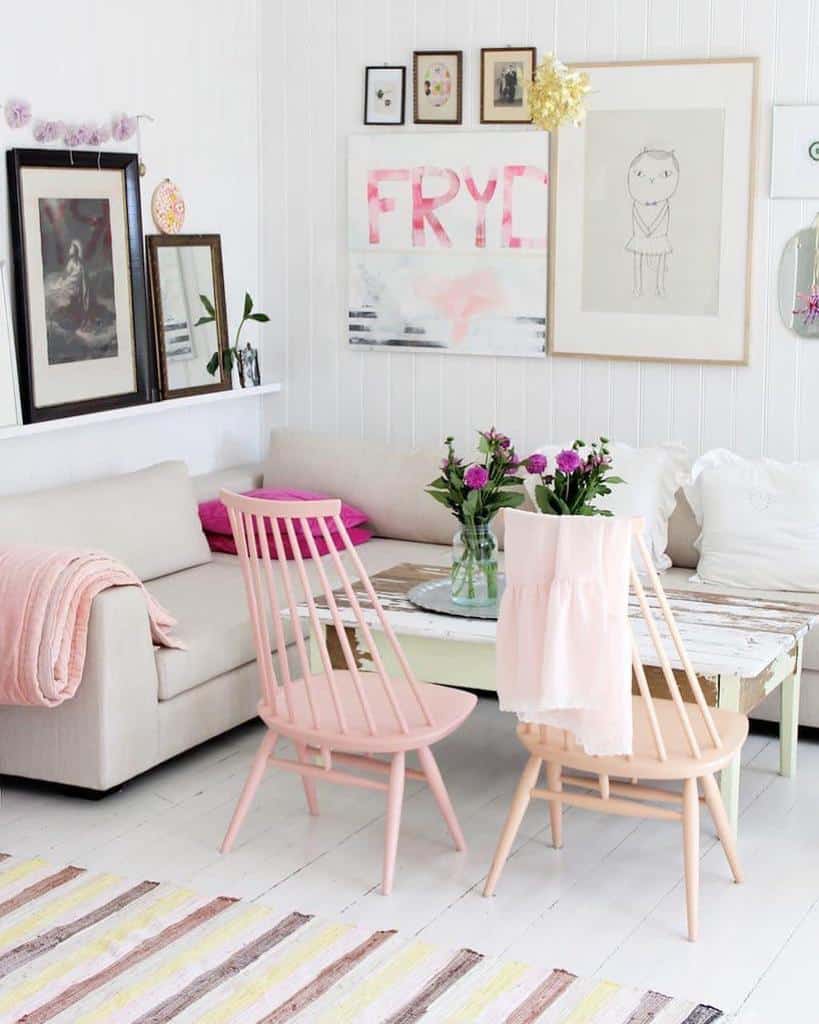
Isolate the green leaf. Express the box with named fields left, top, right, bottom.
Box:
left=605, top=475, right=625, bottom=485
left=194, top=315, right=215, bottom=327
left=492, top=492, right=526, bottom=509
left=199, top=294, right=216, bottom=318
left=249, top=313, right=270, bottom=323
left=206, top=352, right=219, bottom=376
left=426, top=490, right=451, bottom=507
left=223, top=348, right=235, bottom=373
left=243, top=292, right=253, bottom=318
left=427, top=476, right=449, bottom=490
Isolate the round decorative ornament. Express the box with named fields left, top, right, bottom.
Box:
left=809, top=140, right=819, bottom=162
left=151, top=178, right=185, bottom=234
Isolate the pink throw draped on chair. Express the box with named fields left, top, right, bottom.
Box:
left=496, top=509, right=634, bottom=757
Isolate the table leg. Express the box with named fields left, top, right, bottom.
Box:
left=717, top=674, right=742, bottom=835
left=779, top=640, right=803, bottom=778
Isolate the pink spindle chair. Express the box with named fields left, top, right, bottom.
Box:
left=484, top=526, right=748, bottom=941
left=219, top=491, right=477, bottom=894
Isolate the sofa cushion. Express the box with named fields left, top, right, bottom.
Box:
left=0, top=461, right=211, bottom=582
left=148, top=539, right=451, bottom=701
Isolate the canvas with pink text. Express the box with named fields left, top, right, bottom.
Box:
left=348, top=131, right=548, bottom=356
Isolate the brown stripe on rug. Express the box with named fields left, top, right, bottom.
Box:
left=0, top=880, right=158, bottom=981
left=130, top=911, right=312, bottom=1024
left=259, top=928, right=396, bottom=1024
left=622, top=990, right=673, bottom=1023
left=0, top=866, right=84, bottom=919
left=503, top=968, right=577, bottom=1023
left=382, top=947, right=484, bottom=1024
left=18, top=896, right=236, bottom=1024
left=680, top=1006, right=723, bottom=1023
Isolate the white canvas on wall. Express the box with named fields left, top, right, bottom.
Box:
left=347, top=131, right=548, bottom=357
left=771, top=105, right=819, bottom=198
left=550, top=58, right=757, bottom=364
left=0, top=261, right=21, bottom=428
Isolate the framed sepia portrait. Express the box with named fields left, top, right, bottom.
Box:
left=6, top=148, right=154, bottom=423
left=364, top=66, right=406, bottom=126
left=480, top=47, right=536, bottom=124
left=549, top=58, right=758, bottom=364
left=413, top=51, right=462, bottom=125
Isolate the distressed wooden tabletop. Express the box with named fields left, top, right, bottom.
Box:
left=309, top=562, right=819, bottom=680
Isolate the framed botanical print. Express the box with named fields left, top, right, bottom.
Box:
left=413, top=51, right=462, bottom=125
left=549, top=58, right=758, bottom=364
left=364, top=66, right=406, bottom=125
left=6, top=148, right=154, bottom=423
left=480, top=47, right=536, bottom=124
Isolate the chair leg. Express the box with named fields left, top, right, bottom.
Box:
left=546, top=762, right=563, bottom=849
left=382, top=751, right=406, bottom=896
left=418, top=746, right=466, bottom=852
left=483, top=755, right=542, bottom=898
left=221, top=730, right=277, bottom=854
left=682, top=777, right=700, bottom=942
left=294, top=741, right=320, bottom=816
left=701, top=772, right=744, bottom=883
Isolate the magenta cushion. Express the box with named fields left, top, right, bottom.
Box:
left=198, top=488, right=372, bottom=560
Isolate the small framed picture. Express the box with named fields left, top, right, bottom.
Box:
left=413, top=51, right=463, bottom=125
left=364, top=66, right=406, bottom=126
left=481, top=47, right=536, bottom=124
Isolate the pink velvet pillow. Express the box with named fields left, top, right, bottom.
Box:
left=198, top=488, right=372, bottom=560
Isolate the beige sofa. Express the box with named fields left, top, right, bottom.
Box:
left=0, top=429, right=815, bottom=793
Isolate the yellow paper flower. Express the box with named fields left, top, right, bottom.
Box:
left=526, top=53, right=591, bottom=132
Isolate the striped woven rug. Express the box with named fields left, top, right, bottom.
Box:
left=0, top=852, right=722, bottom=1023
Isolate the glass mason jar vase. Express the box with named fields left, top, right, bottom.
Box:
left=451, top=523, right=499, bottom=607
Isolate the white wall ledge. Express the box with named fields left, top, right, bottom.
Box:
left=0, top=382, right=282, bottom=441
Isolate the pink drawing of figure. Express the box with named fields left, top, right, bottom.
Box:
left=416, top=269, right=504, bottom=344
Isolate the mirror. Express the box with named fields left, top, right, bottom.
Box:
left=146, top=234, right=230, bottom=398
left=778, top=215, right=819, bottom=337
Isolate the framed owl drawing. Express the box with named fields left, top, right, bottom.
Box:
left=549, top=58, right=758, bottom=364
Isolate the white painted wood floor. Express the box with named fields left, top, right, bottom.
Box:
left=0, top=696, right=811, bottom=1021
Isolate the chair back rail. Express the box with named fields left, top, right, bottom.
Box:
left=221, top=490, right=435, bottom=737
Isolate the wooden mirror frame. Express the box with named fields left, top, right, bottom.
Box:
left=146, top=233, right=231, bottom=399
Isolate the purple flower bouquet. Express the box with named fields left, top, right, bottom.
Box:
left=426, top=429, right=530, bottom=606
left=530, top=437, right=624, bottom=516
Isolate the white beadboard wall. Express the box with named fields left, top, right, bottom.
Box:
left=261, top=0, right=819, bottom=461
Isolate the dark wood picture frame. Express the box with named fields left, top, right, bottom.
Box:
left=6, top=148, right=154, bottom=424
left=364, top=66, right=406, bottom=125
left=413, top=50, right=463, bottom=125
left=146, top=233, right=231, bottom=400
left=480, top=46, right=536, bottom=124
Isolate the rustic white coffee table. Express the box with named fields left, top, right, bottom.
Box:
left=308, top=563, right=819, bottom=833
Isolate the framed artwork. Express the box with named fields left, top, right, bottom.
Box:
left=146, top=234, right=231, bottom=400
left=413, top=51, right=463, bottom=125
left=480, top=47, right=536, bottom=124
left=549, top=58, right=758, bottom=365
left=0, top=261, right=21, bottom=428
left=771, top=105, right=819, bottom=197
left=364, top=66, right=406, bottom=126
left=348, top=130, right=548, bottom=357
left=6, top=148, right=153, bottom=423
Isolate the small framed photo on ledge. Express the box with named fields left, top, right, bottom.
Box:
left=481, top=47, right=536, bottom=124
left=364, top=66, right=406, bottom=126
left=413, top=51, right=463, bottom=125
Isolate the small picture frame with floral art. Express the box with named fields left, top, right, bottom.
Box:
left=413, top=51, right=463, bottom=125
left=364, top=66, right=406, bottom=126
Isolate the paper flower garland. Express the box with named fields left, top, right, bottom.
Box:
left=526, top=54, right=591, bottom=132
left=3, top=100, right=145, bottom=148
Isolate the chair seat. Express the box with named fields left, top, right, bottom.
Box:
left=259, top=670, right=478, bottom=754
left=518, top=696, right=749, bottom=781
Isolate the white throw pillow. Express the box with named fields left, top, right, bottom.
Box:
left=523, top=442, right=689, bottom=570
left=685, top=449, right=819, bottom=591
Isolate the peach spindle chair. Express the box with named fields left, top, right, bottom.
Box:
left=484, top=525, right=748, bottom=942
left=219, top=491, right=477, bottom=894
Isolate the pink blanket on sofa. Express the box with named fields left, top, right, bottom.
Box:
left=0, top=546, right=184, bottom=708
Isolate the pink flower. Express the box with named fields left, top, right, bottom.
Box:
left=63, top=124, right=89, bottom=147
left=525, top=452, right=548, bottom=475
left=556, top=449, right=582, bottom=474
left=464, top=464, right=489, bottom=490
left=85, top=123, right=111, bottom=146
left=4, top=98, right=31, bottom=130
left=32, top=119, right=62, bottom=143
left=111, top=114, right=137, bottom=141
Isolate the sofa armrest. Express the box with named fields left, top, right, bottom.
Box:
left=0, top=586, right=160, bottom=791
